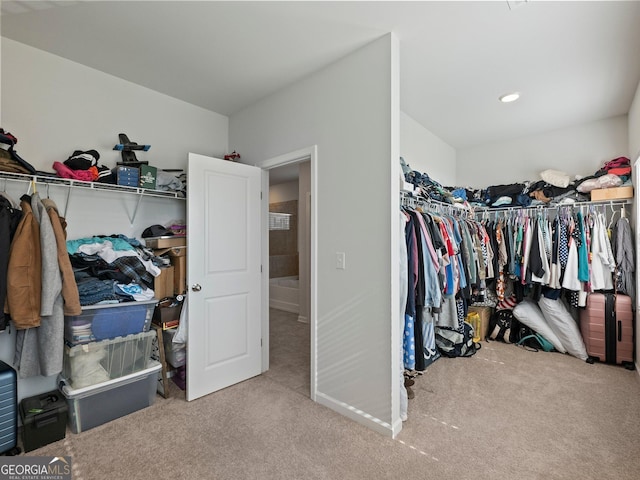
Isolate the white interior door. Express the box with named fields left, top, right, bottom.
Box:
left=186, top=153, right=262, bottom=401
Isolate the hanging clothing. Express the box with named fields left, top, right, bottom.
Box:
left=577, top=212, right=589, bottom=282
left=15, top=193, right=64, bottom=378
left=590, top=212, right=615, bottom=291
left=42, top=198, right=81, bottom=316
left=6, top=194, right=42, bottom=329
left=403, top=211, right=417, bottom=371
left=0, top=194, right=22, bottom=331
left=612, top=216, right=635, bottom=305
left=399, top=211, right=409, bottom=421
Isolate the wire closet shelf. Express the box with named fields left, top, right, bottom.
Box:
left=400, top=189, right=632, bottom=219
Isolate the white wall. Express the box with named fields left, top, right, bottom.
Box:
left=400, top=111, right=456, bottom=186
left=230, top=34, right=401, bottom=436
left=269, top=180, right=299, bottom=203
left=1, top=39, right=228, bottom=401
left=628, top=81, right=640, bottom=373
left=2, top=39, right=228, bottom=172
left=630, top=82, right=640, bottom=163
left=457, top=115, right=629, bottom=188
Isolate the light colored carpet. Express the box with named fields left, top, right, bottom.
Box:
left=24, top=311, right=640, bottom=480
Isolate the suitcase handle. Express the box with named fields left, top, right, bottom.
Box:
left=35, top=410, right=59, bottom=429
left=618, top=321, right=622, bottom=342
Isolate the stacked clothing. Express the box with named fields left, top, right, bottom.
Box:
left=402, top=156, right=632, bottom=210
left=68, top=235, right=163, bottom=305
left=0, top=128, right=36, bottom=174
left=156, top=169, right=186, bottom=196
left=53, top=149, right=115, bottom=183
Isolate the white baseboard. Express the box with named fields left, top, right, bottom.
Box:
left=314, top=391, right=394, bottom=437
left=269, top=300, right=299, bottom=314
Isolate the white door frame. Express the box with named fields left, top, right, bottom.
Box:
left=260, top=146, right=318, bottom=401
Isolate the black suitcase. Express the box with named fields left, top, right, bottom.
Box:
left=0, top=360, right=19, bottom=455
left=20, top=390, right=68, bottom=452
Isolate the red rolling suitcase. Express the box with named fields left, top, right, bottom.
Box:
left=580, top=293, right=635, bottom=369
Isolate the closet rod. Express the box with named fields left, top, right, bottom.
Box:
left=401, top=190, right=632, bottom=213
left=474, top=198, right=632, bottom=214
left=400, top=190, right=472, bottom=215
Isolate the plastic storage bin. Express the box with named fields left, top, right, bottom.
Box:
left=19, top=390, right=67, bottom=452
left=162, top=328, right=186, bottom=368
left=112, top=165, right=140, bottom=187
left=60, top=361, right=161, bottom=434
left=64, top=300, right=156, bottom=346
left=63, top=330, right=156, bottom=389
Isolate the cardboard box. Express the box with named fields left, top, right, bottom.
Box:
left=168, top=246, right=187, bottom=257
left=153, top=303, right=183, bottom=330
left=145, top=235, right=186, bottom=249
left=154, top=318, right=180, bottom=331
left=154, top=265, right=175, bottom=299
left=468, top=305, right=493, bottom=342
left=171, top=255, right=186, bottom=295
left=139, top=164, right=158, bottom=189
left=590, top=186, right=633, bottom=201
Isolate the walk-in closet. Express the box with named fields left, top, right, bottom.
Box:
left=2, top=1, right=640, bottom=478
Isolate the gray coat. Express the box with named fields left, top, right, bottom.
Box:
left=14, top=193, right=64, bottom=378
left=613, top=216, right=635, bottom=307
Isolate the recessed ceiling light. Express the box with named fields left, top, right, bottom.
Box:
left=499, top=92, right=520, bottom=103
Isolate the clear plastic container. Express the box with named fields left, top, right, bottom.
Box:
left=64, top=300, right=156, bottom=346
left=60, top=361, right=161, bottom=434
left=63, top=330, right=156, bottom=389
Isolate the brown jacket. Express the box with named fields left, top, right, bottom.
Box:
left=5, top=195, right=42, bottom=329
left=42, top=198, right=81, bottom=316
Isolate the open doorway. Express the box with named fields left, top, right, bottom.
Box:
left=263, top=159, right=311, bottom=397
left=261, top=146, right=317, bottom=401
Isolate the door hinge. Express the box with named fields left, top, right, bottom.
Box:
left=261, top=338, right=263, bottom=347
left=261, top=191, right=263, bottom=200
left=260, top=265, right=263, bottom=273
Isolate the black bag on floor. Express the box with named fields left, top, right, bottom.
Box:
left=435, top=322, right=480, bottom=358
left=487, top=309, right=516, bottom=343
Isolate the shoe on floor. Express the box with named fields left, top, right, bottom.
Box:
left=406, top=386, right=415, bottom=399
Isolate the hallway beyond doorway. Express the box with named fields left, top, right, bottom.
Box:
left=264, top=308, right=310, bottom=397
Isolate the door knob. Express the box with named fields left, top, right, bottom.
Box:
left=191, top=284, right=202, bottom=292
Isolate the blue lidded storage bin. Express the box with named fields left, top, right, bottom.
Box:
left=64, top=300, right=156, bottom=346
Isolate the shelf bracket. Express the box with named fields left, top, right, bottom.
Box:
left=130, top=189, right=145, bottom=224
left=63, top=185, right=72, bottom=218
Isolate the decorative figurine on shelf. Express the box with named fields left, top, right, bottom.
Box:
left=113, top=133, right=150, bottom=166
left=224, top=150, right=241, bottom=162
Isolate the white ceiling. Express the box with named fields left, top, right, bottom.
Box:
left=2, top=0, right=640, bottom=155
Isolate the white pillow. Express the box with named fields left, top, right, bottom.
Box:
left=540, top=169, right=571, bottom=188
left=538, top=297, right=588, bottom=361
left=512, top=300, right=566, bottom=353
